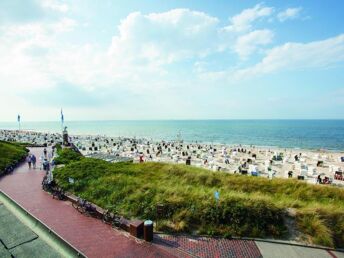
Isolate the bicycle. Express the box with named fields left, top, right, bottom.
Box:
left=42, top=176, right=55, bottom=192
left=102, top=208, right=122, bottom=228
left=72, top=198, right=98, bottom=217
left=52, top=187, right=66, bottom=201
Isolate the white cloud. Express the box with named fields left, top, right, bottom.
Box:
left=52, top=17, right=77, bottom=32
left=235, top=34, right=344, bottom=78
left=224, top=3, right=274, bottom=32
left=0, top=6, right=341, bottom=95
left=1, top=9, right=218, bottom=95
left=0, top=17, right=78, bottom=93
left=277, top=7, right=302, bottom=22
left=0, top=5, right=280, bottom=100
left=1, top=4, right=343, bottom=120
left=109, top=9, right=220, bottom=65
left=234, top=29, right=274, bottom=59
left=40, top=0, right=69, bottom=13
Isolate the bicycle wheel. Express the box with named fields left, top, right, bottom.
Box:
left=52, top=190, right=58, bottom=199
left=52, top=190, right=62, bottom=200
left=85, top=205, right=98, bottom=218
left=112, top=216, right=121, bottom=228
left=42, top=183, right=49, bottom=192
left=72, top=201, right=80, bottom=210
left=58, top=191, right=66, bottom=200
left=102, top=211, right=112, bottom=224
left=76, top=204, right=86, bottom=214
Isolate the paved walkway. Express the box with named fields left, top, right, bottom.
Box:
left=255, top=242, right=344, bottom=258
left=1, top=147, right=343, bottom=258
left=155, top=234, right=262, bottom=258
left=0, top=148, right=176, bottom=258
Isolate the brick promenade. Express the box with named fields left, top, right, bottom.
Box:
left=0, top=147, right=266, bottom=258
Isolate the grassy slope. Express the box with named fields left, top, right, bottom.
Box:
left=54, top=146, right=83, bottom=165
left=53, top=153, right=344, bottom=248
left=0, top=141, right=28, bottom=174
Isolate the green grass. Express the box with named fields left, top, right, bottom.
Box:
left=53, top=147, right=83, bottom=165
left=0, top=141, right=28, bottom=175
left=53, top=155, right=344, bottom=248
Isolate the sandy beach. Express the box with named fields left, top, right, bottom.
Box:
left=1, top=129, right=344, bottom=186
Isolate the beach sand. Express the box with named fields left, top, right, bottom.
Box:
left=1, top=129, right=344, bottom=187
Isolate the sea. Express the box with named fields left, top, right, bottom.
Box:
left=0, top=120, right=344, bottom=151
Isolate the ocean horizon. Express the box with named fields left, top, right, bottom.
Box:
left=1, top=119, right=344, bottom=151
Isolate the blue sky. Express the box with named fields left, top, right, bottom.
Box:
left=0, top=0, right=343, bottom=121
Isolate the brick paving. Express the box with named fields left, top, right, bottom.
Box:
left=0, top=148, right=176, bottom=258
left=0, top=147, right=263, bottom=258
left=155, top=234, right=262, bottom=258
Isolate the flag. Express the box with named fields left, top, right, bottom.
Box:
left=17, top=114, right=20, bottom=123
left=61, top=109, right=64, bottom=123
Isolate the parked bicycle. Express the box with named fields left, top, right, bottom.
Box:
left=42, top=176, right=56, bottom=192
left=72, top=198, right=98, bottom=217
left=102, top=208, right=122, bottom=228
left=52, top=187, right=66, bottom=201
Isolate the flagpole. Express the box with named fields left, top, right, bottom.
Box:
left=17, top=114, right=21, bottom=131
left=61, top=109, right=64, bottom=133
left=61, top=108, right=63, bottom=132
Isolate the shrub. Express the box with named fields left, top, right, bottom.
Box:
left=54, top=147, right=83, bottom=165
left=0, top=141, right=28, bottom=175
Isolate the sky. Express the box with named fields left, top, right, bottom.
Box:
left=0, top=0, right=343, bottom=121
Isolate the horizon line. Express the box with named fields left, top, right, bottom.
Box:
left=1, top=118, right=344, bottom=123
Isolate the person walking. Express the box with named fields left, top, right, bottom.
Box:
left=43, top=159, right=50, bottom=173
left=27, top=155, right=32, bottom=169
left=48, top=151, right=52, bottom=161
left=43, top=148, right=47, bottom=158
left=31, top=154, right=37, bottom=169
left=39, top=154, right=44, bottom=170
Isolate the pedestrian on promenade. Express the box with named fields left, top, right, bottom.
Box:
left=31, top=154, right=37, bottom=169
left=43, top=159, right=50, bottom=173
left=43, top=148, right=47, bottom=157
left=27, top=155, right=32, bottom=169
left=48, top=151, right=52, bottom=161
left=39, top=154, right=44, bottom=170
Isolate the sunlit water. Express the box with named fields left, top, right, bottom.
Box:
left=1, top=120, right=344, bottom=150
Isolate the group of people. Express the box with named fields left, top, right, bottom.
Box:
left=26, top=148, right=51, bottom=172
left=317, top=174, right=331, bottom=184
left=26, top=153, right=37, bottom=169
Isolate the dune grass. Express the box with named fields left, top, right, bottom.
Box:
left=53, top=152, right=344, bottom=248
left=0, top=141, right=28, bottom=175
left=54, top=147, right=83, bottom=165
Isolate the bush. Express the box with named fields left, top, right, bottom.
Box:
left=297, top=211, right=333, bottom=247
left=54, top=147, right=83, bottom=165
left=0, top=141, right=28, bottom=175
